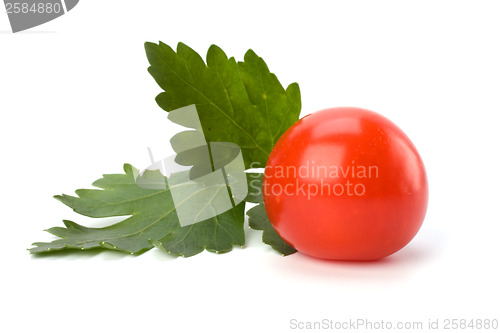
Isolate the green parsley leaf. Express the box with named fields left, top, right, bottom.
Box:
left=245, top=173, right=265, bottom=203
left=151, top=202, right=244, bottom=257
left=144, top=41, right=301, bottom=256
left=247, top=204, right=297, bottom=256
left=145, top=42, right=301, bottom=168
left=31, top=42, right=301, bottom=258
left=29, top=164, right=245, bottom=255
left=245, top=173, right=297, bottom=256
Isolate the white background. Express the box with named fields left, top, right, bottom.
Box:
left=1, top=1, right=499, bottom=332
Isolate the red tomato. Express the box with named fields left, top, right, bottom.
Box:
left=263, top=107, right=428, bottom=260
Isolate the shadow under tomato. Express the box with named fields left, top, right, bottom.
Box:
left=264, top=226, right=447, bottom=283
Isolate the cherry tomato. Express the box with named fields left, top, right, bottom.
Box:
left=263, top=107, right=428, bottom=260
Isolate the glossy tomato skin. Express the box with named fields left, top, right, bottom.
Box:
left=263, top=107, right=428, bottom=260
